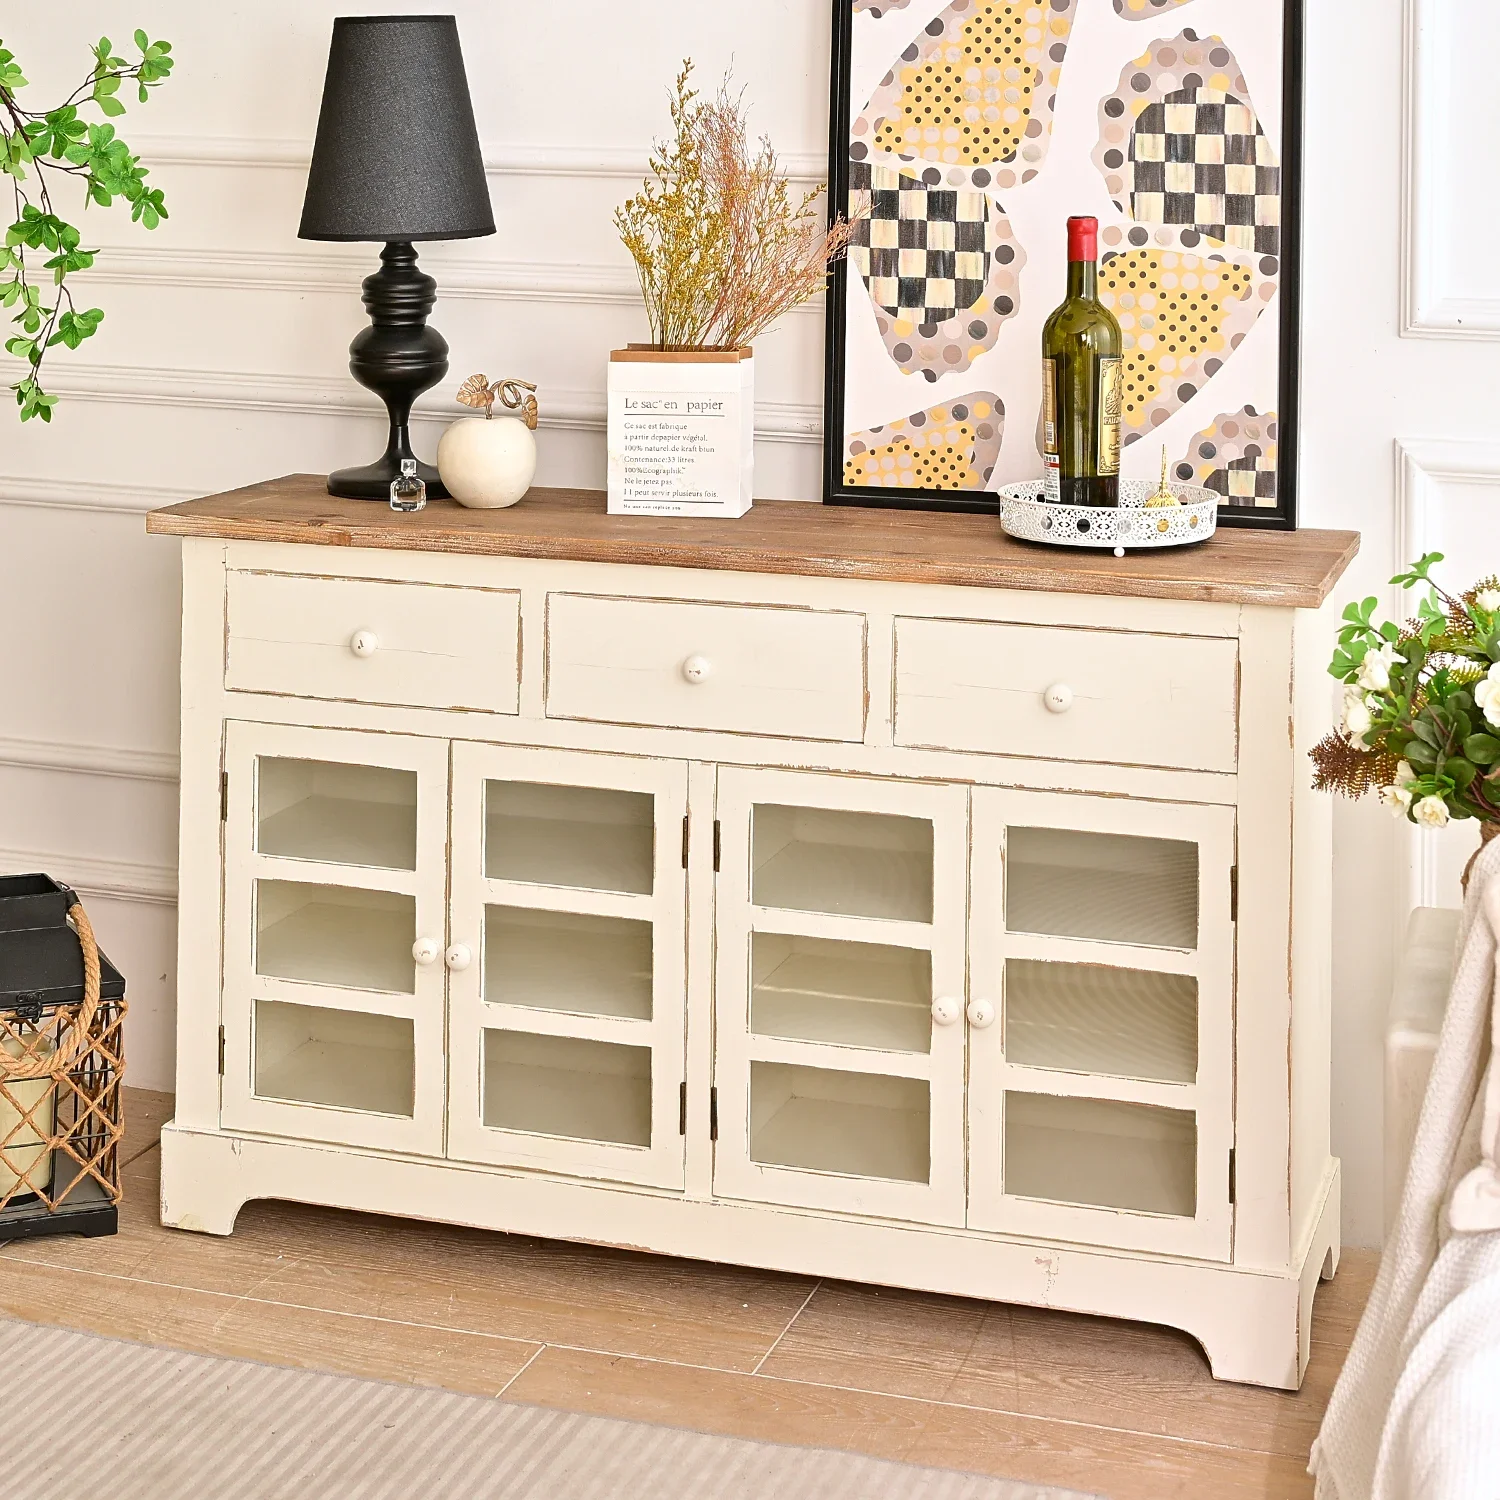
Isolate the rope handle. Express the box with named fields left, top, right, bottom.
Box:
left=0, top=890, right=101, bottom=1082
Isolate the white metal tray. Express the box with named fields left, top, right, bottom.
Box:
left=998, top=479, right=1219, bottom=555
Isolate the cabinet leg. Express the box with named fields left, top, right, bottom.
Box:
left=158, top=1124, right=248, bottom=1237
left=1321, top=1242, right=1341, bottom=1282
left=1185, top=1166, right=1341, bottom=1390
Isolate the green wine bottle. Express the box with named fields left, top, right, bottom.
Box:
left=1041, top=216, right=1124, bottom=507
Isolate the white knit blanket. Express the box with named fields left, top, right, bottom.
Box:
left=1312, top=838, right=1500, bottom=1499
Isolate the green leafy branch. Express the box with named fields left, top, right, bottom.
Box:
left=0, top=29, right=173, bottom=421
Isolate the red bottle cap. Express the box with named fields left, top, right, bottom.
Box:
left=1067, top=216, right=1099, bottom=263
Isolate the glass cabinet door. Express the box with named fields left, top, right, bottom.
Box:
left=220, top=723, right=450, bottom=1155
left=446, top=743, right=688, bottom=1190
left=712, top=768, right=969, bottom=1226
left=967, top=788, right=1236, bottom=1260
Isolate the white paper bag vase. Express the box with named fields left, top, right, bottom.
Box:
left=607, top=347, right=754, bottom=518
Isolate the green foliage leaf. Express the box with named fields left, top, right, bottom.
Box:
left=1393, top=553, right=1445, bottom=590
left=45, top=307, right=103, bottom=349
left=1449, top=758, right=1478, bottom=790
left=1405, top=740, right=1438, bottom=770
left=0, top=52, right=28, bottom=93
left=1465, top=734, right=1500, bottom=766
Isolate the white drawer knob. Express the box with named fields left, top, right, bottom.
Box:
left=1042, top=682, right=1074, bottom=714
left=967, top=998, right=997, bottom=1030
left=931, top=996, right=962, bottom=1027
left=412, top=938, right=439, bottom=966
left=682, top=654, right=713, bottom=685
left=444, top=943, right=473, bottom=973
left=350, top=629, right=380, bottom=659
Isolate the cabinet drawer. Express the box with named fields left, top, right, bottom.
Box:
left=894, top=617, right=1238, bottom=772
left=546, top=594, right=867, bottom=742
left=226, top=571, right=521, bottom=714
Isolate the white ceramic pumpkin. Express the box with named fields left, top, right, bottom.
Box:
left=437, top=414, right=537, bottom=509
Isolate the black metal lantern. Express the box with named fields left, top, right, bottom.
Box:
left=299, top=14, right=496, bottom=501
left=0, top=874, right=126, bottom=1242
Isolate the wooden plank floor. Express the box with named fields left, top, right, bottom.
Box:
left=1, top=1090, right=1375, bottom=1500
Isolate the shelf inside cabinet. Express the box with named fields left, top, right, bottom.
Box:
left=256, top=758, right=418, bottom=871
left=752, top=805, right=934, bottom=924
left=484, top=907, right=653, bottom=1021
left=1004, top=1093, right=1196, bottom=1218
left=751, top=934, right=932, bottom=1054
left=255, top=881, right=416, bottom=994
left=482, top=1030, right=652, bottom=1146
left=485, top=781, right=655, bottom=895
left=750, top=1062, right=930, bottom=1182
left=254, top=1000, right=414, bottom=1117
left=1006, top=827, right=1198, bottom=949
left=1005, top=960, right=1198, bottom=1084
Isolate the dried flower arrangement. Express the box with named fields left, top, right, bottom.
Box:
left=1311, top=554, right=1500, bottom=841
left=614, top=62, right=860, bottom=351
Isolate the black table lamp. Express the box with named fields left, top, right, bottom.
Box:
left=300, top=16, right=494, bottom=500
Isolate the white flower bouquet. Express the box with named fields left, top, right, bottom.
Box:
left=1312, top=554, right=1500, bottom=836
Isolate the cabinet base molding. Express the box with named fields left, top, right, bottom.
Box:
left=159, top=1122, right=1340, bottom=1392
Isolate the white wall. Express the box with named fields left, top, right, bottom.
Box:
left=0, top=0, right=1487, bottom=1250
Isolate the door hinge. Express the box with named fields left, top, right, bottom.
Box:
left=681, top=815, right=690, bottom=870
left=709, top=1085, right=719, bottom=1141
left=218, top=1024, right=226, bottom=1076
left=1229, top=865, right=1239, bottom=923
left=1228, top=1147, right=1237, bottom=1204
left=679, top=1081, right=688, bottom=1136
left=712, top=820, right=721, bottom=873
left=220, top=770, right=229, bottom=822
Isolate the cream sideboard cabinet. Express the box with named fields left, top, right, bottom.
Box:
left=147, top=478, right=1359, bottom=1390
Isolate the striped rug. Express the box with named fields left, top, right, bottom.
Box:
left=0, top=1317, right=1096, bottom=1500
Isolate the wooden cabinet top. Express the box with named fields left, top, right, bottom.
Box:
left=146, top=474, right=1359, bottom=608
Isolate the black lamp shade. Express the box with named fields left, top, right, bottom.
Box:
left=299, top=15, right=494, bottom=243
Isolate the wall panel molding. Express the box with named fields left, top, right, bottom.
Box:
left=134, top=134, right=828, bottom=185
left=0, top=844, right=176, bottom=907
left=85, top=245, right=644, bottom=307
left=40, top=364, right=825, bottom=446
left=78, top=244, right=820, bottom=317
left=0, top=474, right=197, bottom=516
left=1401, top=0, right=1500, bottom=340
left=0, top=733, right=180, bottom=784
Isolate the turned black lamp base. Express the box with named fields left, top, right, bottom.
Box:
left=330, top=240, right=450, bottom=501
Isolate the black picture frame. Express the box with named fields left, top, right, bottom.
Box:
left=822, top=0, right=1305, bottom=530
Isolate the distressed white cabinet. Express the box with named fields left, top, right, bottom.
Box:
left=150, top=480, right=1358, bottom=1391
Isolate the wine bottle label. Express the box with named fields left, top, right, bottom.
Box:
left=1098, top=357, right=1122, bottom=476
left=1043, top=451, right=1061, bottom=503
left=1041, top=358, right=1058, bottom=453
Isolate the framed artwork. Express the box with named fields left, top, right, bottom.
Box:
left=823, top=0, right=1304, bottom=528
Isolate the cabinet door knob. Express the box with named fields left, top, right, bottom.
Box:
left=444, top=944, right=473, bottom=972
left=350, top=629, right=379, bottom=659
left=681, top=654, right=713, bottom=684
left=931, top=996, right=963, bottom=1027
left=1042, top=683, right=1074, bottom=714
left=412, top=938, right=439, bottom=966
left=967, top=998, right=997, bottom=1030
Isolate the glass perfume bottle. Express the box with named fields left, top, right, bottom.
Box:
left=389, top=458, right=427, bottom=513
